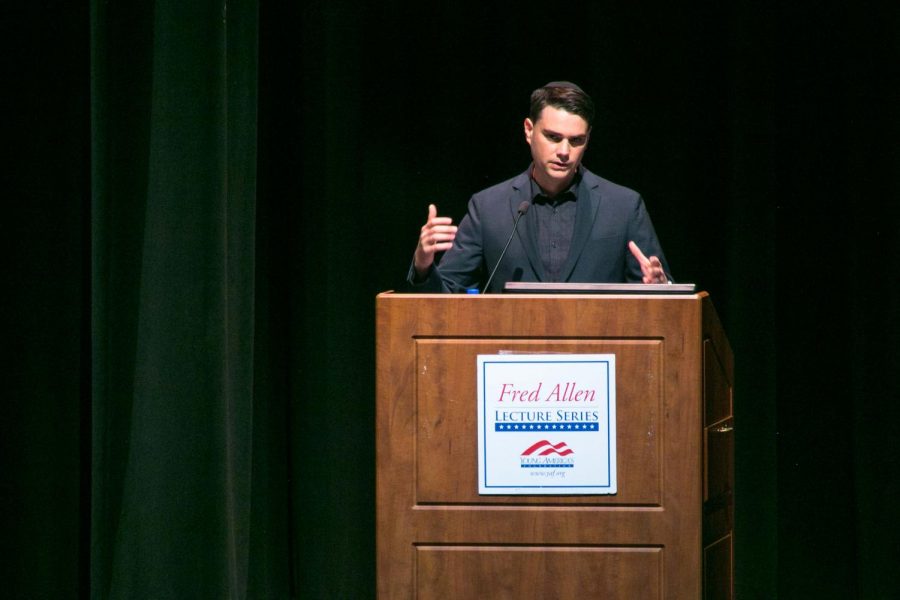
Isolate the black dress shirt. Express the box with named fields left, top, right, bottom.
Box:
left=531, top=173, right=580, bottom=282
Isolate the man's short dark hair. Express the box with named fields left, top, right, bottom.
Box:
left=529, top=81, right=595, bottom=128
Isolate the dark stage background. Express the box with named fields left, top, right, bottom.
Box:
left=3, top=0, right=898, bottom=598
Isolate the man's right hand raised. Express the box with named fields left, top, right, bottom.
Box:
left=414, top=204, right=458, bottom=278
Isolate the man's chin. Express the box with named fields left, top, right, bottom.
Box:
left=546, top=166, right=573, bottom=179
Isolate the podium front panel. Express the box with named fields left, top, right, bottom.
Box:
left=415, top=545, right=662, bottom=599
left=415, top=338, right=662, bottom=506
left=377, top=293, right=733, bottom=599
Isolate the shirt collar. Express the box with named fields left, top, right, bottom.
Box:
left=530, top=166, right=582, bottom=204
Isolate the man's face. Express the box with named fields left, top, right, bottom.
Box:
left=524, top=106, right=590, bottom=193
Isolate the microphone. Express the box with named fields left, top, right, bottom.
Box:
left=483, top=200, right=531, bottom=293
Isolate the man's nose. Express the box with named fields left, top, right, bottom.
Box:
left=557, top=140, right=570, bottom=157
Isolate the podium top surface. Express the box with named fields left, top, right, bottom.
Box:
left=378, top=289, right=705, bottom=300
left=503, top=282, right=696, bottom=294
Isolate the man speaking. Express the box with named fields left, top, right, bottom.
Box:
left=408, top=81, right=671, bottom=293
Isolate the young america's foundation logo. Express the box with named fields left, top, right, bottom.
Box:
left=520, top=440, right=575, bottom=469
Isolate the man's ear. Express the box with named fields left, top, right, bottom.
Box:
left=523, top=118, right=534, bottom=145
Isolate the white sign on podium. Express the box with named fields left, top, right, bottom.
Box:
left=477, top=354, right=617, bottom=495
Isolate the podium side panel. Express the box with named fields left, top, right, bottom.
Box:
left=702, top=296, right=735, bottom=599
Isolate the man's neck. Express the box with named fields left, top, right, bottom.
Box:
left=531, top=166, right=576, bottom=198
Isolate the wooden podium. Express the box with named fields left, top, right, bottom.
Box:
left=376, top=292, right=734, bottom=599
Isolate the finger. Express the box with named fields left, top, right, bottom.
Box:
left=628, top=241, right=650, bottom=266
left=428, top=224, right=457, bottom=234
left=426, top=218, right=455, bottom=228
left=435, top=231, right=457, bottom=244
left=424, top=203, right=454, bottom=229
left=646, top=258, right=666, bottom=283
left=422, top=230, right=456, bottom=243
left=648, top=257, right=664, bottom=278
left=420, top=227, right=457, bottom=243
left=420, top=229, right=457, bottom=248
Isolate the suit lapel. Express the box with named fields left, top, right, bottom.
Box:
left=560, top=173, right=600, bottom=281
left=510, top=170, right=546, bottom=281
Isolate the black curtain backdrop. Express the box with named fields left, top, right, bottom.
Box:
left=90, top=0, right=259, bottom=596
left=3, top=0, right=898, bottom=598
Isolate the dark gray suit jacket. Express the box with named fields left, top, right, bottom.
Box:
left=409, top=166, right=671, bottom=293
